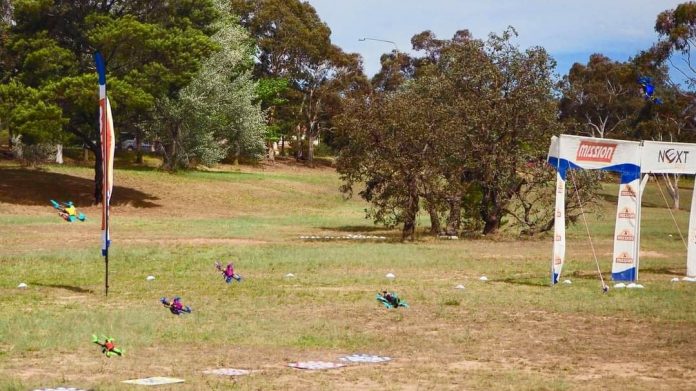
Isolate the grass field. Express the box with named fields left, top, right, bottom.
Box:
left=1, top=160, right=695, bottom=390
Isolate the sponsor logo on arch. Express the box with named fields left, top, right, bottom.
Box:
left=616, top=229, right=635, bottom=241
left=618, top=207, right=636, bottom=219
left=657, top=148, right=690, bottom=164
left=615, top=252, right=634, bottom=264
left=576, top=141, right=617, bottom=163
left=620, top=185, right=637, bottom=197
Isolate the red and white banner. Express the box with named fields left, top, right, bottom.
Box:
left=95, top=52, right=114, bottom=256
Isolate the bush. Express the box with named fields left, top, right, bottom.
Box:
left=11, top=136, right=56, bottom=166
left=313, top=142, right=335, bottom=157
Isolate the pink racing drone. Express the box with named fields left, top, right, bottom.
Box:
left=215, top=261, right=243, bottom=283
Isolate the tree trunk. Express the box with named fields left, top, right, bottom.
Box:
left=55, top=144, right=63, bottom=164
left=445, top=193, right=462, bottom=236
left=266, top=141, right=275, bottom=162
left=480, top=188, right=501, bottom=235
left=280, top=135, right=285, bottom=156
left=233, top=142, right=240, bottom=165
left=482, top=212, right=500, bottom=234
left=401, top=176, right=420, bottom=241
left=135, top=128, right=147, bottom=164
left=307, top=132, right=315, bottom=165
left=294, top=124, right=305, bottom=161
left=7, top=127, right=12, bottom=149
left=425, top=197, right=442, bottom=235
left=164, top=131, right=177, bottom=170
left=663, top=173, right=681, bottom=210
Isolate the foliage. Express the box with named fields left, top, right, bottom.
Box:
left=337, top=28, right=560, bottom=238
left=256, top=76, right=289, bottom=144
left=0, top=0, right=220, bottom=201
left=12, top=138, right=57, bottom=167
left=654, top=1, right=696, bottom=89
left=507, top=161, right=603, bottom=236
left=337, top=88, right=438, bottom=240
left=230, top=0, right=368, bottom=162
left=559, top=54, right=648, bottom=139
left=152, top=7, right=266, bottom=170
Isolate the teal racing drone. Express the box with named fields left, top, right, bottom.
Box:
left=376, top=291, right=408, bottom=309
left=50, top=200, right=86, bottom=222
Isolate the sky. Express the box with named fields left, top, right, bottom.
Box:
left=306, top=0, right=685, bottom=78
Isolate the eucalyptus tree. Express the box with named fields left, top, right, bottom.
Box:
left=230, top=0, right=367, bottom=162
left=337, top=28, right=560, bottom=237
left=559, top=54, right=645, bottom=139
left=152, top=7, right=266, bottom=170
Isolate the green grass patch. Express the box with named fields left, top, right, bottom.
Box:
left=0, top=162, right=695, bottom=389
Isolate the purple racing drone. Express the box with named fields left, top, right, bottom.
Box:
left=160, top=296, right=192, bottom=315
left=215, top=261, right=243, bottom=283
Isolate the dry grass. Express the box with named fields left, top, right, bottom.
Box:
left=0, top=161, right=695, bottom=390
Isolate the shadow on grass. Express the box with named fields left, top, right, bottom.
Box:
left=0, top=167, right=160, bottom=207
left=495, top=277, right=548, bottom=287
left=30, top=282, right=94, bottom=294
left=114, top=162, right=161, bottom=172
left=569, top=270, right=611, bottom=280
left=638, top=266, right=684, bottom=276
left=60, top=149, right=163, bottom=172
left=319, top=225, right=385, bottom=233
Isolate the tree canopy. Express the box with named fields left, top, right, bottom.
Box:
left=229, top=0, right=368, bottom=162
left=337, top=28, right=561, bottom=239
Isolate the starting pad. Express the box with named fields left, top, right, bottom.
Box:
left=288, top=361, right=345, bottom=370
left=122, top=377, right=185, bottom=386
left=339, top=354, right=392, bottom=363
left=203, top=368, right=251, bottom=376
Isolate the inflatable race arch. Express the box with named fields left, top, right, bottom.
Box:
left=548, top=135, right=696, bottom=284
left=547, top=135, right=641, bottom=284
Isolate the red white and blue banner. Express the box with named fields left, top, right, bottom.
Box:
left=612, top=177, right=640, bottom=281
left=95, top=52, right=114, bottom=256
left=548, top=137, right=566, bottom=284
left=548, top=135, right=641, bottom=283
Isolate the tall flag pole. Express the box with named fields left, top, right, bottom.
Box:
left=95, top=52, right=114, bottom=296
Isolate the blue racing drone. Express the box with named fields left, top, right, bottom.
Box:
left=638, top=76, right=663, bottom=105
